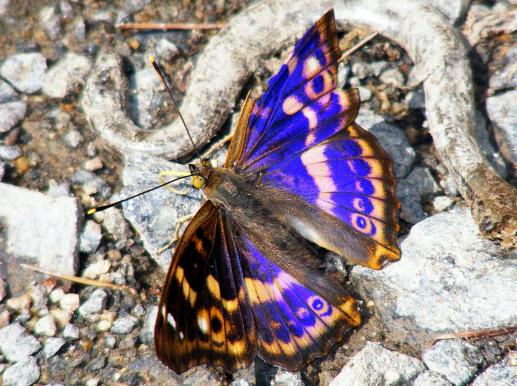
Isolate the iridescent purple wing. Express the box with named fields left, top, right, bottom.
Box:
left=228, top=10, right=358, bottom=173
left=227, top=11, right=400, bottom=269
left=228, top=212, right=361, bottom=371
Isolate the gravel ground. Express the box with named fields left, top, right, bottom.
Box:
left=0, top=1, right=516, bottom=386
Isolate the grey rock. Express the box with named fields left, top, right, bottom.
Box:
left=413, top=371, right=453, bottom=386
left=0, top=183, right=79, bottom=293
left=0, top=161, right=5, bottom=181
left=0, top=0, right=8, bottom=16
left=357, top=109, right=416, bottom=178
left=140, top=305, right=158, bottom=344
left=486, top=90, right=517, bottom=168
left=0, top=53, right=47, bottom=94
left=351, top=208, right=517, bottom=348
left=43, top=53, right=92, bottom=99
left=46, top=179, right=71, bottom=198
left=337, top=62, right=350, bottom=88
left=59, top=0, right=74, bottom=18
left=0, top=145, right=21, bottom=160
left=128, top=67, right=165, bottom=129
left=357, top=86, right=372, bottom=101
left=61, top=128, right=82, bottom=148
left=423, top=340, right=484, bottom=385
left=111, top=314, right=138, bottom=334
left=405, top=88, right=426, bottom=109
left=87, top=353, right=106, bottom=371
left=472, top=356, right=517, bottom=386
left=0, top=323, right=41, bottom=362
left=330, top=342, right=425, bottom=386
left=272, top=370, right=303, bottom=386
left=351, top=62, right=374, bottom=79
left=371, top=61, right=389, bottom=77
left=79, top=220, right=102, bottom=254
left=489, top=46, right=517, bottom=93
left=429, top=0, right=472, bottom=23
left=122, top=153, right=204, bottom=270
left=156, top=38, right=180, bottom=61
left=101, top=208, right=129, bottom=249
left=71, top=170, right=111, bottom=199
left=72, top=17, right=86, bottom=40
left=0, top=79, right=17, bottom=102
left=42, top=337, right=65, bottom=358
left=0, top=100, right=26, bottom=133
left=2, top=356, right=40, bottom=386
left=34, top=315, right=57, bottom=337
left=62, top=323, right=79, bottom=340
left=104, top=334, right=116, bottom=349
left=39, top=6, right=62, bottom=40
left=78, top=289, right=107, bottom=316
left=379, top=68, right=405, bottom=88
left=397, top=166, right=441, bottom=223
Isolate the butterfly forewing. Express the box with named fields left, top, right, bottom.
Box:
left=155, top=202, right=256, bottom=373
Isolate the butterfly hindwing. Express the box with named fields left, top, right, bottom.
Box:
left=258, top=123, right=400, bottom=269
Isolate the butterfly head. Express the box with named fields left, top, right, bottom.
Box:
left=188, top=159, right=213, bottom=190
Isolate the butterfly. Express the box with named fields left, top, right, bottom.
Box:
left=154, top=9, right=400, bottom=374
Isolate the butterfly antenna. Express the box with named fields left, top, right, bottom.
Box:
left=87, top=174, right=195, bottom=215
left=149, top=55, right=202, bottom=160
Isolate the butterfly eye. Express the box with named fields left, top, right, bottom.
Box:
left=192, top=175, right=206, bottom=189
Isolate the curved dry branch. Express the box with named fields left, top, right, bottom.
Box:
left=82, top=0, right=517, bottom=247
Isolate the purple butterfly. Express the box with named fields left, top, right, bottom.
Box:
left=154, top=9, right=400, bottom=373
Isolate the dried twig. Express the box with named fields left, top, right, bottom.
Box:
left=21, top=264, right=135, bottom=294
left=339, top=32, right=378, bottom=62
left=117, top=22, right=225, bottom=31
left=430, top=325, right=517, bottom=344
left=82, top=0, right=517, bottom=247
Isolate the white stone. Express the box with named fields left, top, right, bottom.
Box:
left=43, top=53, right=92, bottom=99
left=34, top=314, right=57, bottom=337
left=0, top=53, right=47, bottom=94
left=330, top=342, right=425, bottom=386
left=2, top=356, right=40, bottom=386
left=0, top=323, right=41, bottom=362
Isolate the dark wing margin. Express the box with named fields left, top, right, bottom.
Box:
left=154, top=202, right=256, bottom=374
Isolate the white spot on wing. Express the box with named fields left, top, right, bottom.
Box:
left=167, top=312, right=177, bottom=329
left=197, top=316, right=208, bottom=334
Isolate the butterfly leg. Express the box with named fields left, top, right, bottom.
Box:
left=157, top=213, right=196, bottom=254
left=158, top=170, right=191, bottom=195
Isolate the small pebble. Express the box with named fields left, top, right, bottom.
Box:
left=104, top=334, right=116, bottom=349
left=42, top=337, right=65, bottom=358
left=83, top=156, right=103, bottom=171
left=0, top=323, right=42, bottom=362
left=380, top=68, right=406, bottom=88
left=71, top=170, right=111, bottom=199
left=42, top=53, right=92, bottom=99
left=433, top=196, right=454, bottom=212
left=78, top=289, right=107, bottom=316
left=0, top=100, right=26, bottom=133
left=13, top=156, right=30, bottom=175
left=79, top=220, right=103, bottom=254
left=96, top=319, right=112, bottom=332
left=28, top=283, right=47, bottom=312
left=34, top=314, right=57, bottom=337
left=2, top=356, right=40, bottom=386
left=62, top=324, right=80, bottom=340
left=0, top=145, right=21, bottom=161
left=85, top=378, right=99, bottom=386
left=39, top=6, right=62, bottom=40
left=0, top=79, right=17, bottom=103
left=0, top=309, right=10, bottom=328
left=48, top=288, right=65, bottom=304
left=6, top=294, right=32, bottom=313
left=102, top=208, right=129, bottom=249
left=82, top=259, right=111, bottom=279
left=59, top=293, right=80, bottom=311
left=156, top=38, right=180, bottom=61
left=50, top=309, right=72, bottom=327
left=111, top=314, right=138, bottom=334
left=61, top=128, right=82, bottom=149
left=0, top=53, right=48, bottom=94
